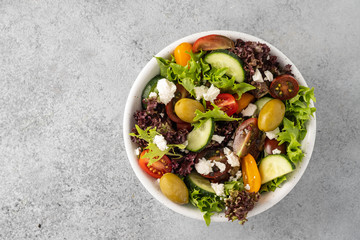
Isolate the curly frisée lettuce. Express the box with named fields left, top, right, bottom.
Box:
left=189, top=188, right=224, bottom=226
left=130, top=125, right=186, bottom=165
left=277, top=86, right=316, bottom=165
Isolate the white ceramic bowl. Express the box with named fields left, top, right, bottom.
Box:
left=123, top=30, right=316, bottom=222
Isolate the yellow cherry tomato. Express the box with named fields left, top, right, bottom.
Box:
left=174, top=42, right=192, bottom=66
left=241, top=154, right=261, bottom=193
left=258, top=99, right=285, bottom=132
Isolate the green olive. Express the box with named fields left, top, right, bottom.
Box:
left=174, top=98, right=205, bottom=123
left=258, top=99, right=285, bottom=132
left=159, top=173, right=189, bottom=204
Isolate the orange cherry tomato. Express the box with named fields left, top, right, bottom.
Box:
left=235, top=93, right=255, bottom=114
left=139, top=150, right=172, bottom=178
left=241, top=154, right=261, bottom=193
left=174, top=42, right=192, bottom=66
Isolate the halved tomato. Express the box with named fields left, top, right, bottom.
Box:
left=196, top=149, right=230, bottom=180
left=269, top=74, right=299, bottom=100
left=192, top=35, right=235, bottom=53
left=166, top=84, right=189, bottom=123
left=209, top=93, right=238, bottom=116
left=232, top=118, right=260, bottom=158
left=174, top=42, right=192, bottom=66
left=139, top=150, right=172, bottom=178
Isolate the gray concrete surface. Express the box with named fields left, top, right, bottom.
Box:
left=1, top=0, right=359, bottom=239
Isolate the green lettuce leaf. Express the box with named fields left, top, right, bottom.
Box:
left=259, top=175, right=287, bottom=193
left=155, top=51, right=208, bottom=96
left=224, top=179, right=245, bottom=195
left=203, top=67, right=255, bottom=99
left=193, top=103, right=242, bottom=129
left=129, top=125, right=186, bottom=165
left=189, top=188, right=224, bottom=226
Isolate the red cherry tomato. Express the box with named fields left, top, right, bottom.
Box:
left=209, top=93, right=238, bottom=116
left=264, top=138, right=286, bottom=155
left=174, top=42, right=192, bottom=66
left=269, top=74, right=299, bottom=100
left=139, top=150, right=172, bottom=178
left=192, top=35, right=235, bottom=53
left=233, top=118, right=260, bottom=158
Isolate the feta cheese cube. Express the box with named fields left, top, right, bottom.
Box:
left=212, top=135, right=225, bottom=144
left=194, top=86, right=208, bottom=100
left=211, top=183, right=225, bottom=196
left=252, top=69, right=264, bottom=82
left=241, top=103, right=257, bottom=117
left=153, top=135, right=168, bottom=151
left=148, top=92, right=158, bottom=99
left=244, top=184, right=250, bottom=191
left=156, top=78, right=176, bottom=105
left=272, top=148, right=282, bottom=154
left=223, top=147, right=240, bottom=167
left=264, top=70, right=274, bottom=82
left=265, top=127, right=280, bottom=140
left=134, top=147, right=141, bottom=156
left=195, top=158, right=214, bottom=175
left=203, top=84, right=220, bottom=102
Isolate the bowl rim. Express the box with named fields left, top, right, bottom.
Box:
left=123, top=30, right=316, bottom=222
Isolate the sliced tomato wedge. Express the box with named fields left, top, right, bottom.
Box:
left=232, top=118, right=260, bottom=158
left=139, top=150, right=172, bottom=178
left=192, top=35, right=235, bottom=53
left=209, top=93, right=238, bottom=116
left=269, top=74, right=299, bottom=100
left=196, top=149, right=230, bottom=180
left=166, top=84, right=189, bottom=123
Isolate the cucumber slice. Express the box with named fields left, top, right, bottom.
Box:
left=204, top=49, right=245, bottom=82
left=254, top=97, right=273, bottom=115
left=141, top=75, right=162, bottom=109
left=185, top=171, right=215, bottom=195
left=259, top=154, right=295, bottom=184
left=186, top=118, right=214, bottom=152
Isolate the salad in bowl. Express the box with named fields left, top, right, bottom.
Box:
left=123, top=31, right=316, bottom=225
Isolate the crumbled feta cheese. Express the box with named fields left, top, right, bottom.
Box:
left=252, top=69, right=264, bottom=82
left=229, top=170, right=242, bottom=181
left=194, top=86, right=208, bottom=100
left=157, top=179, right=160, bottom=183
left=156, top=78, right=176, bottom=105
left=134, top=147, right=141, bottom=156
left=212, top=135, right=225, bottom=144
left=264, top=70, right=274, bottom=82
left=203, top=84, right=220, bottom=102
left=272, top=148, right=282, bottom=154
left=241, top=103, right=257, bottom=117
left=195, top=158, right=214, bottom=175
left=160, top=113, right=164, bottom=118
left=244, top=184, right=250, bottom=191
left=227, top=140, right=233, bottom=147
left=211, top=183, right=225, bottom=196
left=182, top=140, right=188, bottom=147
left=265, top=127, right=280, bottom=140
left=153, top=135, right=168, bottom=151
left=148, top=92, right=158, bottom=99
left=214, top=161, right=226, bottom=172
left=223, top=147, right=240, bottom=167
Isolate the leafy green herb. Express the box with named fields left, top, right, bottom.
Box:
left=203, top=67, right=255, bottom=99
left=192, top=103, right=241, bottom=129
left=259, top=175, right=287, bottom=193
left=129, top=125, right=186, bottom=165
left=189, top=188, right=224, bottom=226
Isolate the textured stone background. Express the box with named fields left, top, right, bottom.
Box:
left=1, top=0, right=360, bottom=239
